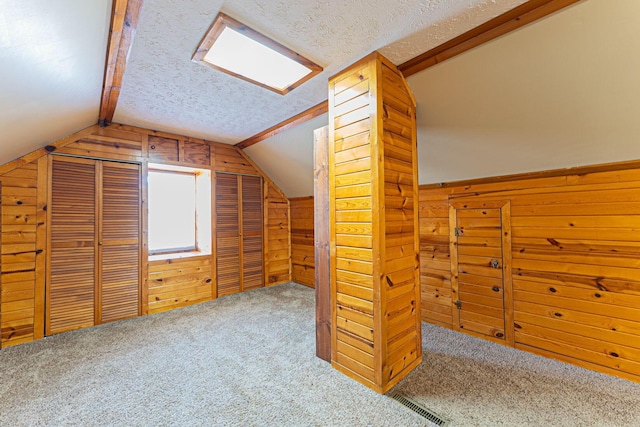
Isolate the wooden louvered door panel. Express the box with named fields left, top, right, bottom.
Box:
left=216, top=173, right=241, bottom=296
left=451, top=204, right=508, bottom=342
left=48, top=157, right=97, bottom=335
left=241, top=175, right=263, bottom=291
left=47, top=157, right=141, bottom=335
left=100, top=162, right=141, bottom=323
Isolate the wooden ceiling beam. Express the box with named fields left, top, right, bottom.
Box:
left=99, top=0, right=144, bottom=127
left=236, top=0, right=580, bottom=150
left=398, top=0, right=582, bottom=77
left=235, top=101, right=328, bottom=150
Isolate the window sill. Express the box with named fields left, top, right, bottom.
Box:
left=148, top=250, right=212, bottom=262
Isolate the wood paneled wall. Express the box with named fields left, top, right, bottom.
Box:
left=419, top=161, right=640, bottom=383
left=265, top=183, right=291, bottom=286
left=0, top=123, right=290, bottom=348
left=290, top=197, right=315, bottom=287
left=0, top=159, right=45, bottom=346
left=419, top=190, right=454, bottom=329
left=328, top=53, right=421, bottom=394
left=148, top=256, right=212, bottom=314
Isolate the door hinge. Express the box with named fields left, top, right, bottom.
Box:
left=455, top=300, right=462, bottom=310
left=454, top=227, right=460, bottom=237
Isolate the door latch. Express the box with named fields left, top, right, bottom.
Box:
left=455, top=300, right=462, bottom=310
left=491, top=259, right=500, bottom=269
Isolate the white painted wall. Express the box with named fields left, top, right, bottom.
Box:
left=0, top=0, right=112, bottom=165
left=410, top=0, right=640, bottom=184
left=237, top=0, right=640, bottom=196
left=244, top=114, right=328, bottom=199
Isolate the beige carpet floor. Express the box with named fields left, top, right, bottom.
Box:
left=0, top=282, right=639, bottom=426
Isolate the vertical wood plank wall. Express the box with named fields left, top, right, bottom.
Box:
left=0, top=123, right=290, bottom=347
left=290, top=197, right=315, bottom=287
left=419, top=162, right=640, bottom=383
left=314, top=125, right=331, bottom=361
left=265, top=183, right=291, bottom=286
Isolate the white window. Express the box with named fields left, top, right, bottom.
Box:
left=148, top=164, right=211, bottom=256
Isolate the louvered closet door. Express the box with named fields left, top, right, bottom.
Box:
left=100, top=162, right=140, bottom=323
left=241, top=175, right=263, bottom=291
left=47, top=157, right=141, bottom=335
left=48, top=157, right=97, bottom=335
left=216, top=173, right=241, bottom=296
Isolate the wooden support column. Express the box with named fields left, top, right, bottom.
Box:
left=328, top=52, right=422, bottom=393
left=314, top=126, right=331, bottom=362
left=0, top=181, right=2, bottom=347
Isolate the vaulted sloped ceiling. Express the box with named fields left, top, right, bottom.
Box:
left=0, top=0, right=112, bottom=166
left=114, top=0, right=527, bottom=143
left=0, top=0, right=531, bottom=175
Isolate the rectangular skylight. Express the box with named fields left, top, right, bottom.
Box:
left=192, top=13, right=322, bottom=95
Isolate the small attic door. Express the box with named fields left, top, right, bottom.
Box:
left=46, top=156, right=141, bottom=335
left=449, top=200, right=513, bottom=345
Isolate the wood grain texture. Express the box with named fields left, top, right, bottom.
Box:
left=215, top=173, right=265, bottom=297
left=290, top=197, right=315, bottom=287
left=265, top=183, right=291, bottom=286
left=398, top=0, right=582, bottom=77
left=47, top=158, right=97, bottom=335
left=419, top=160, right=640, bottom=383
left=379, top=61, right=422, bottom=387
left=33, top=157, right=47, bottom=340
left=236, top=102, right=328, bottom=149
left=0, top=122, right=289, bottom=347
left=450, top=203, right=509, bottom=343
left=148, top=256, right=212, bottom=313
left=0, top=162, right=39, bottom=346
left=99, top=0, right=145, bottom=125
left=100, top=162, right=141, bottom=323
left=183, top=141, right=211, bottom=166
left=329, top=53, right=421, bottom=394
left=330, top=58, right=375, bottom=390
left=148, top=136, right=179, bottom=163
left=242, top=176, right=265, bottom=291
left=314, top=126, right=331, bottom=362
left=212, top=144, right=258, bottom=175
left=46, top=157, right=142, bottom=335
left=215, top=173, right=241, bottom=296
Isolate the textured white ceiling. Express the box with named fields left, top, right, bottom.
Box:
left=0, top=0, right=529, bottom=193
left=0, top=0, right=112, bottom=165
left=114, top=0, right=528, bottom=144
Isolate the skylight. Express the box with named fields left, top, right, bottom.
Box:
left=192, top=13, right=322, bottom=95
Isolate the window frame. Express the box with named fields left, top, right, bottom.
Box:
left=147, top=164, right=211, bottom=259
left=191, top=12, right=323, bottom=95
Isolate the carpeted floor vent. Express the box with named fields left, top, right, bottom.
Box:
left=388, top=391, right=448, bottom=426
